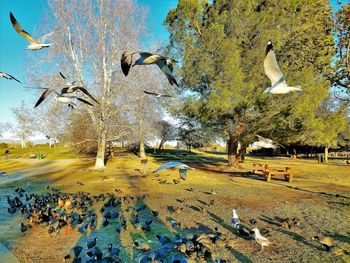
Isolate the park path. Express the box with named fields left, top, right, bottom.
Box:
left=0, top=159, right=78, bottom=186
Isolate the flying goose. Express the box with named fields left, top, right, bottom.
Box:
left=143, top=91, right=171, bottom=98
left=263, top=41, right=302, bottom=94
left=10, top=12, right=57, bottom=50
left=121, top=51, right=179, bottom=86
left=0, top=72, right=22, bottom=83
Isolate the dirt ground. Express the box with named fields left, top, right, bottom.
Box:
left=0, top=151, right=349, bottom=263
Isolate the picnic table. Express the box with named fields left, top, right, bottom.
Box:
left=252, top=163, right=301, bottom=182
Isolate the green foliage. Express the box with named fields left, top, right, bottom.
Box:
left=165, top=0, right=343, bottom=151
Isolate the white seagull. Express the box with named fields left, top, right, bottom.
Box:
left=121, top=51, right=179, bottom=86
left=10, top=12, right=57, bottom=50
left=263, top=41, right=302, bottom=94
left=0, top=72, right=22, bottom=83
left=251, top=227, right=271, bottom=251
left=53, top=93, right=94, bottom=109
left=256, top=135, right=285, bottom=149
left=231, top=209, right=241, bottom=229
left=143, top=91, right=171, bottom=98
left=153, top=161, right=194, bottom=173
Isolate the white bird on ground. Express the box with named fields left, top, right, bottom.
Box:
left=153, top=161, right=194, bottom=173
left=0, top=72, right=22, bottom=83
left=263, top=40, right=302, bottom=94
left=231, top=209, right=241, bottom=229
left=10, top=12, right=58, bottom=50
left=121, top=51, right=178, bottom=86
left=251, top=227, right=271, bottom=251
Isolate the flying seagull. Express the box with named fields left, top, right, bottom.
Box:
left=34, top=88, right=94, bottom=108
left=59, top=72, right=99, bottom=104
left=263, top=41, right=302, bottom=94
left=53, top=93, right=94, bottom=108
left=153, top=161, right=194, bottom=173
left=10, top=12, right=57, bottom=50
left=256, top=135, right=285, bottom=149
left=251, top=227, right=271, bottom=251
left=143, top=91, right=171, bottom=98
left=0, top=72, right=22, bottom=83
left=121, top=51, right=179, bottom=86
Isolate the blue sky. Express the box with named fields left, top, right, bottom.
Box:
left=0, top=0, right=177, bottom=124
left=0, top=0, right=344, bottom=125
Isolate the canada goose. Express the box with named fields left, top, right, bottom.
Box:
left=10, top=12, right=57, bottom=50
left=263, top=41, right=302, bottom=94
left=0, top=72, right=22, bottom=83
left=121, top=51, right=178, bottom=86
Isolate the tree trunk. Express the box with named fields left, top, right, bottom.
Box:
left=139, top=139, right=145, bottom=159
left=158, top=139, right=165, bottom=150
left=324, top=147, right=329, bottom=163
left=21, top=138, right=26, bottom=148
left=227, top=134, right=239, bottom=167
left=238, top=144, right=247, bottom=163
left=95, top=127, right=107, bottom=169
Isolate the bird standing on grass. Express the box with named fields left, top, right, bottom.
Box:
left=263, top=41, right=302, bottom=94
left=231, top=209, right=240, bottom=229
left=251, top=227, right=271, bottom=251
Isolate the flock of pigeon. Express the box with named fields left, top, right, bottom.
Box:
left=1, top=13, right=302, bottom=111
left=5, top=185, right=268, bottom=263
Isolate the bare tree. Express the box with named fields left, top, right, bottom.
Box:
left=28, top=0, right=150, bottom=168
left=11, top=101, right=36, bottom=148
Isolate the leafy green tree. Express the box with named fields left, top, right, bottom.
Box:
left=165, top=0, right=336, bottom=166
left=330, top=3, right=350, bottom=101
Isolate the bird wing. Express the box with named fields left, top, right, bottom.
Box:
left=76, top=87, right=99, bottom=104
left=155, top=60, right=179, bottom=86
left=10, top=12, right=37, bottom=44
left=143, top=91, right=158, bottom=96
left=120, top=51, right=133, bottom=76
left=153, top=162, right=193, bottom=173
left=256, top=135, right=272, bottom=144
left=264, top=49, right=285, bottom=86
left=76, top=97, right=94, bottom=106
left=34, top=88, right=53, bottom=108
left=59, top=72, right=72, bottom=86
left=135, top=52, right=161, bottom=65
left=38, top=28, right=59, bottom=43
left=0, top=72, right=22, bottom=83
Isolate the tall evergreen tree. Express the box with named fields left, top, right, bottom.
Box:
left=165, top=0, right=336, bottom=166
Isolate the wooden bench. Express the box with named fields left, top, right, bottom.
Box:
left=252, top=163, right=302, bottom=182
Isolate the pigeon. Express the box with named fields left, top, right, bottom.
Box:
left=87, top=237, right=97, bottom=249
left=20, top=222, right=28, bottom=233
left=251, top=227, right=271, bottom=251
left=263, top=41, right=302, bottom=94
left=121, top=51, right=178, bottom=86
left=10, top=12, right=57, bottom=50
left=143, top=91, right=171, bottom=98
left=0, top=72, right=22, bottom=83
left=231, top=209, right=240, bottom=229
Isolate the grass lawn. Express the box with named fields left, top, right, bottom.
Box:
left=0, top=146, right=349, bottom=262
